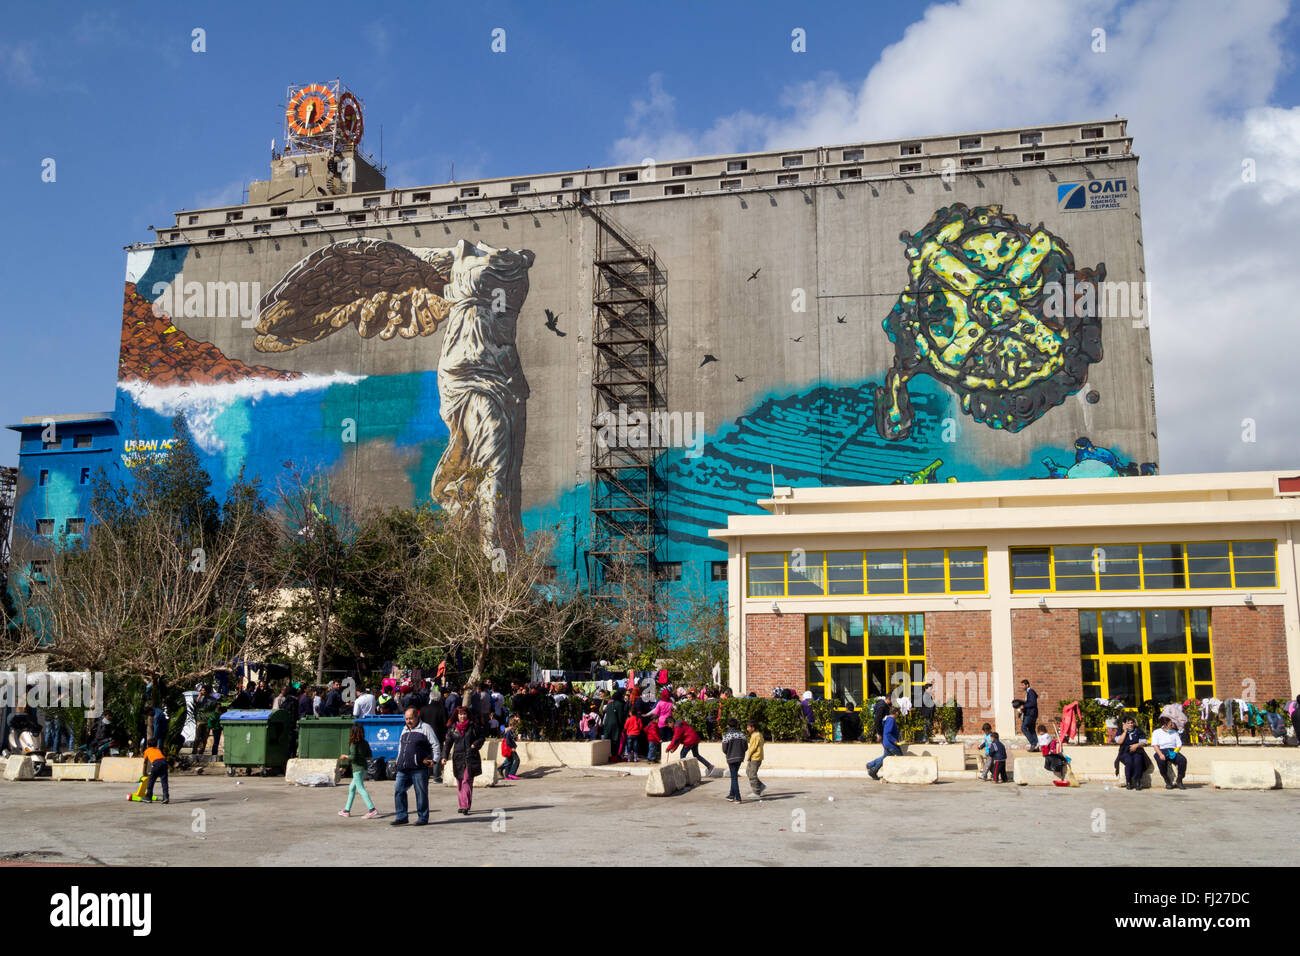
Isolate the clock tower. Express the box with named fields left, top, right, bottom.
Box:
left=249, top=81, right=385, bottom=204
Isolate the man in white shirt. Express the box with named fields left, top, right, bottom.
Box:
left=353, top=687, right=377, bottom=719
left=1151, top=715, right=1186, bottom=789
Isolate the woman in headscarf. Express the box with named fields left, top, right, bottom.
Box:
left=801, top=691, right=817, bottom=740
left=603, top=688, right=627, bottom=761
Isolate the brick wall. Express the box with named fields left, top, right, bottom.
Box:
left=924, top=610, right=994, bottom=728
left=1011, top=608, right=1084, bottom=734
left=1210, top=605, right=1290, bottom=703
left=744, top=612, right=806, bottom=694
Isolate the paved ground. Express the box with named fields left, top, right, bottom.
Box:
left=1, top=769, right=1298, bottom=866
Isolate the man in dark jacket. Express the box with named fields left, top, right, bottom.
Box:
left=419, top=696, right=448, bottom=783
left=872, top=697, right=889, bottom=742
left=321, top=681, right=343, bottom=717
left=391, top=708, right=435, bottom=826
left=251, top=682, right=273, bottom=709
left=1019, top=679, right=1039, bottom=749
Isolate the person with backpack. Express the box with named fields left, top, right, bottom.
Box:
left=721, top=718, right=748, bottom=803
left=498, top=716, right=521, bottom=780
left=339, top=724, right=379, bottom=818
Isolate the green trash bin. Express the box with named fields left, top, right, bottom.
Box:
left=296, top=717, right=356, bottom=762
left=220, top=709, right=294, bottom=776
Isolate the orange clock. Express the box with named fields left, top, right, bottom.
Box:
left=338, top=92, right=363, bottom=144
left=286, top=85, right=337, bottom=136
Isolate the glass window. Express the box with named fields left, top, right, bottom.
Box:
left=1141, top=543, right=1186, bottom=589
left=948, top=549, right=986, bottom=591
left=808, top=660, right=825, bottom=686
left=787, top=550, right=826, bottom=595
left=907, top=614, right=925, bottom=656
left=866, top=550, right=905, bottom=594
left=1100, top=610, right=1141, bottom=654
left=831, top=664, right=864, bottom=708
left=1231, top=541, right=1277, bottom=588
left=1144, top=609, right=1187, bottom=654
left=826, top=615, right=864, bottom=656
left=906, top=549, right=946, bottom=593
left=867, top=614, right=905, bottom=656
left=866, top=660, right=890, bottom=698
left=1081, top=658, right=1101, bottom=683
left=806, top=616, right=825, bottom=658
left=827, top=551, right=864, bottom=595
left=1148, top=661, right=1187, bottom=701
left=1193, top=657, right=1213, bottom=681
left=1106, top=661, right=1141, bottom=706
left=747, top=553, right=785, bottom=597
left=1189, top=609, right=1211, bottom=654
left=1185, top=542, right=1231, bottom=588
left=1098, top=545, right=1141, bottom=590
left=1079, top=610, right=1098, bottom=655
left=1054, top=545, right=1097, bottom=591
left=1010, top=548, right=1051, bottom=590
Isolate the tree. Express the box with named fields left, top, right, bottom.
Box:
left=384, top=479, right=557, bottom=685
left=258, top=466, right=382, bottom=684
left=2, top=417, right=279, bottom=701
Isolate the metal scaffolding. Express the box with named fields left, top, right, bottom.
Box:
left=582, top=195, right=668, bottom=596
left=0, top=466, right=16, bottom=577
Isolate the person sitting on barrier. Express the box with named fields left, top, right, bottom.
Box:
left=1151, top=715, right=1187, bottom=790
left=866, top=705, right=902, bottom=780
left=1113, top=716, right=1149, bottom=790
left=1039, top=722, right=1070, bottom=779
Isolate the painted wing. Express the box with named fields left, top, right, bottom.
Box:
left=253, top=238, right=451, bottom=352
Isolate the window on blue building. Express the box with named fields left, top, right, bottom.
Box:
left=36, top=518, right=54, bottom=535
left=66, top=518, right=86, bottom=535
left=39, top=469, right=49, bottom=486
left=73, top=434, right=92, bottom=449
left=79, top=468, right=90, bottom=485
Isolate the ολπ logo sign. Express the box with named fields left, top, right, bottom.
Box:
left=376, top=728, right=390, bottom=741
left=1057, top=183, right=1087, bottom=210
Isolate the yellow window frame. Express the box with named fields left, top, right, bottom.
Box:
left=1011, top=540, right=1278, bottom=594
left=1080, top=608, right=1216, bottom=706
left=806, top=613, right=927, bottom=704
left=747, top=548, right=988, bottom=598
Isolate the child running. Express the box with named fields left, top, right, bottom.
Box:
left=499, top=717, right=521, bottom=780
left=339, top=724, right=379, bottom=818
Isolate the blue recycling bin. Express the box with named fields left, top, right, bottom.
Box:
left=357, top=715, right=407, bottom=761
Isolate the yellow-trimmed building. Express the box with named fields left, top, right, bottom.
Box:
left=710, top=471, right=1300, bottom=738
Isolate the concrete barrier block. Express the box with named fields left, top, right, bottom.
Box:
left=441, top=760, right=498, bottom=788
left=1273, top=761, right=1300, bottom=789
left=285, top=758, right=342, bottom=786
left=51, top=763, right=98, bottom=781
left=99, top=757, right=146, bottom=783
left=1213, top=761, right=1278, bottom=790
left=1014, top=757, right=1080, bottom=787
left=3, top=756, right=35, bottom=780
left=646, top=761, right=686, bottom=796
left=879, top=756, right=938, bottom=784
left=680, top=757, right=702, bottom=786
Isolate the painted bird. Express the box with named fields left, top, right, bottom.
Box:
left=734, top=374, right=746, bottom=382
left=543, top=309, right=566, bottom=337
left=790, top=335, right=804, bottom=343
left=747, top=268, right=761, bottom=281
left=699, top=354, right=719, bottom=368
left=836, top=315, right=847, bottom=324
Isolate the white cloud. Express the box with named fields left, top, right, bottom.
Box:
left=611, top=0, right=1299, bottom=474
left=1, top=43, right=38, bottom=87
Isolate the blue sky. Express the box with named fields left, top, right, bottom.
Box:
left=3, top=0, right=1299, bottom=472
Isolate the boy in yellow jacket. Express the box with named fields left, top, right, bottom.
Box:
left=744, top=718, right=766, bottom=800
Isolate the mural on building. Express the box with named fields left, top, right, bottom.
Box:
left=876, top=203, right=1105, bottom=441
left=106, top=197, right=1150, bottom=605
left=251, top=238, right=536, bottom=553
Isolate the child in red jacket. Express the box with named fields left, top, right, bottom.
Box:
left=663, top=716, right=715, bottom=774
left=645, top=719, right=662, bottom=762
left=622, top=711, right=643, bottom=762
